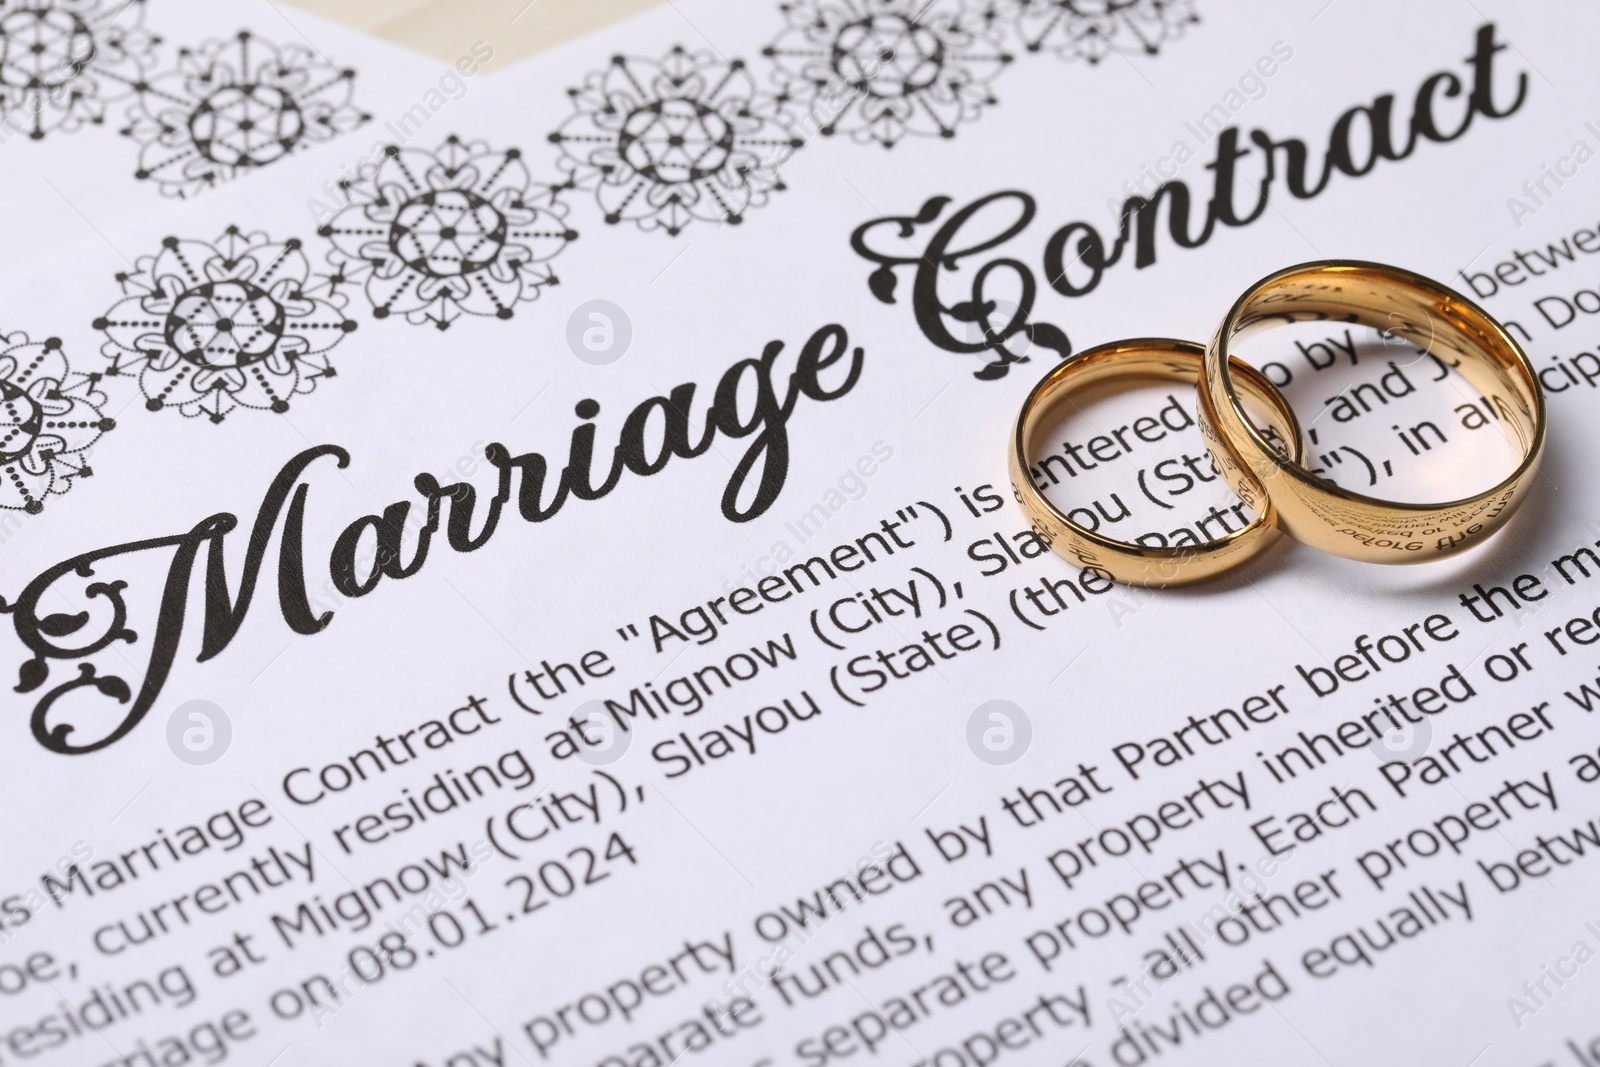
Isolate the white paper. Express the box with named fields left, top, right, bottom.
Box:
left=3, top=1, right=1600, bottom=1065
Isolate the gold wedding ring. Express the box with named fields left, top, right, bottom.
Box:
left=1011, top=338, right=1304, bottom=586
left=1200, top=261, right=1545, bottom=564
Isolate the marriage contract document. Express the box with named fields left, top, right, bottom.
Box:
left=2, top=0, right=1600, bottom=1064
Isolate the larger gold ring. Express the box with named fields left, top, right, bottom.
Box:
left=1200, top=261, right=1546, bottom=564
left=1010, top=338, right=1304, bottom=586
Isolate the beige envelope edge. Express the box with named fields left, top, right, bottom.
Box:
left=284, top=0, right=666, bottom=68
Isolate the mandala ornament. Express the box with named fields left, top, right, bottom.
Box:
left=1011, top=0, right=1198, bottom=62
left=0, top=333, right=113, bottom=513
left=121, top=29, right=369, bottom=198
left=550, top=46, right=805, bottom=237
left=95, top=227, right=357, bottom=423
left=763, top=0, right=1013, bottom=148
left=320, top=135, right=577, bottom=329
left=0, top=0, right=157, bottom=140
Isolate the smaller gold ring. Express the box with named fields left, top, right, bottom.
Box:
left=1200, top=261, right=1546, bottom=564
left=1010, top=338, right=1304, bottom=587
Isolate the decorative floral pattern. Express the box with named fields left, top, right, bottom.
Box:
left=95, top=227, right=356, bottom=423
left=0, top=332, right=113, bottom=512
left=0, top=0, right=1209, bottom=763
left=550, top=46, right=804, bottom=236
left=320, top=135, right=577, bottom=329
left=121, top=29, right=368, bottom=198
left=0, top=0, right=156, bottom=140
left=5, top=3, right=1199, bottom=453
left=1012, top=0, right=1198, bottom=62
left=764, top=0, right=1012, bottom=148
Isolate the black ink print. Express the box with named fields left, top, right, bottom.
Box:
left=0, top=0, right=156, bottom=140
left=550, top=46, right=804, bottom=236
left=0, top=331, right=114, bottom=513
left=95, top=227, right=357, bottom=422
left=851, top=25, right=1528, bottom=381
left=1012, top=0, right=1198, bottom=62
left=6, top=326, right=865, bottom=754
left=321, top=135, right=577, bottom=329
left=765, top=0, right=1012, bottom=147
left=122, top=29, right=368, bottom=197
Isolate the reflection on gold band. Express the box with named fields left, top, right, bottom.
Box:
left=1200, top=260, right=1546, bottom=564
left=1010, top=338, right=1304, bottom=587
